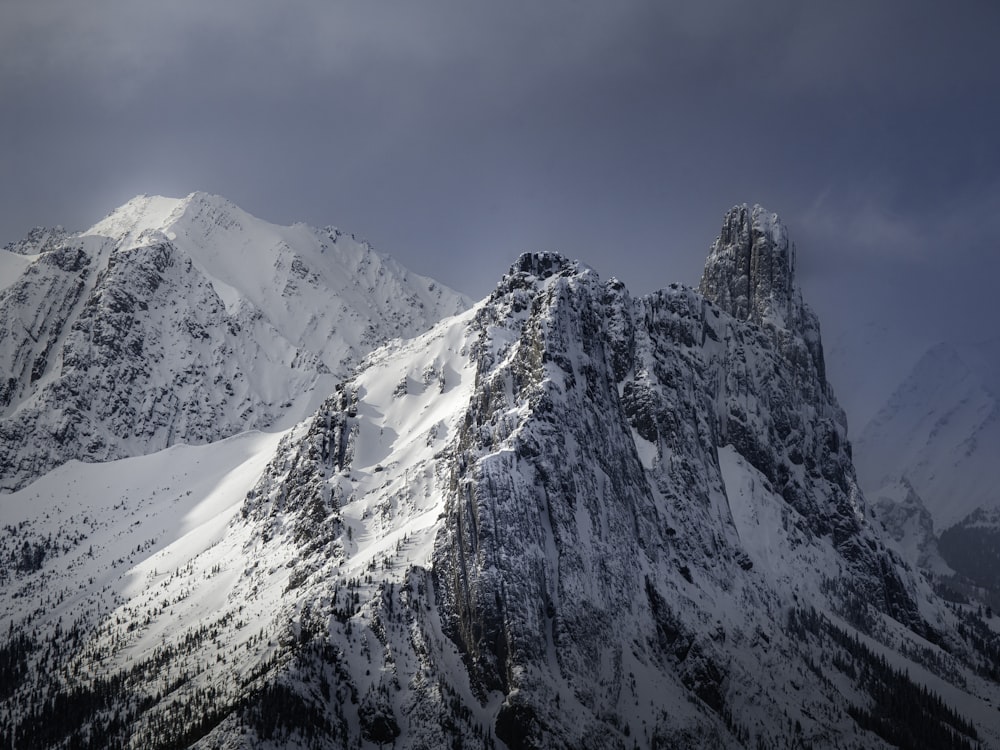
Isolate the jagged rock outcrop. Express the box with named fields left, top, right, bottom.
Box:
left=3, top=226, right=69, bottom=255
left=700, top=204, right=797, bottom=328
left=700, top=203, right=827, bottom=392
left=871, top=478, right=946, bottom=575
left=433, top=229, right=927, bottom=747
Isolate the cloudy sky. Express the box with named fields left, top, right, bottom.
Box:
left=2, top=0, right=998, bottom=426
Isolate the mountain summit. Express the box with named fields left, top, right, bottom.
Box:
left=1, top=202, right=997, bottom=749
left=701, top=203, right=828, bottom=389
left=0, top=193, right=467, bottom=491
left=700, top=204, right=797, bottom=328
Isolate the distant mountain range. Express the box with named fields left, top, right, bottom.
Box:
left=856, top=337, right=1000, bottom=608
left=1, top=197, right=997, bottom=749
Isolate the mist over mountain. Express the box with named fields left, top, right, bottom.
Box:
left=1, top=197, right=997, bottom=749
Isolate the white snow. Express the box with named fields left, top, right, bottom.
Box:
left=335, top=306, right=479, bottom=577
left=0, top=430, right=284, bottom=618
left=81, top=191, right=470, bottom=377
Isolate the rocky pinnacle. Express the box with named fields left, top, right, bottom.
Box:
left=699, top=203, right=827, bottom=388
left=699, top=203, right=798, bottom=329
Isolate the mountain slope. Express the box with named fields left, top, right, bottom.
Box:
left=0, top=193, right=468, bottom=491
left=2, top=205, right=998, bottom=749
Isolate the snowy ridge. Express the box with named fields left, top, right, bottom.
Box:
left=2, top=208, right=999, bottom=749
left=85, top=193, right=467, bottom=375
left=0, top=192, right=468, bottom=491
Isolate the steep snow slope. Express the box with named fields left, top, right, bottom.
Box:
left=0, top=428, right=286, bottom=647
left=1, top=306, right=487, bottom=749
left=2, top=206, right=998, bottom=750
left=0, top=193, right=468, bottom=491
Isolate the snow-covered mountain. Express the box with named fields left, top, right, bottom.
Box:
left=855, top=339, right=1000, bottom=532
left=2, top=203, right=998, bottom=749
left=0, top=193, right=468, bottom=491
left=855, top=338, right=1000, bottom=604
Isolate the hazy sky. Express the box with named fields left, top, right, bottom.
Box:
left=2, top=0, right=998, bottom=426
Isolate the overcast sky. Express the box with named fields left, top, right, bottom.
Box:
left=2, top=0, right=998, bottom=427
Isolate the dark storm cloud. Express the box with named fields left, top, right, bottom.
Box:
left=1, top=0, right=998, bottom=428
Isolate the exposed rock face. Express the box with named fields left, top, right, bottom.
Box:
left=426, top=219, right=930, bottom=746
left=700, top=203, right=827, bottom=389
left=871, top=479, right=945, bottom=574
left=2, top=226, right=69, bottom=255
left=0, top=239, right=93, bottom=417
left=699, top=204, right=796, bottom=328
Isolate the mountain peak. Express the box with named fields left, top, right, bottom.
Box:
left=699, top=203, right=830, bottom=397
left=0, top=192, right=468, bottom=491
left=83, top=192, right=249, bottom=245
left=181, top=190, right=229, bottom=206
left=85, top=194, right=187, bottom=241
left=508, top=251, right=578, bottom=280
left=699, top=203, right=798, bottom=329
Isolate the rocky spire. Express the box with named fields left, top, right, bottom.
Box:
left=700, top=203, right=828, bottom=392
left=699, top=204, right=799, bottom=330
